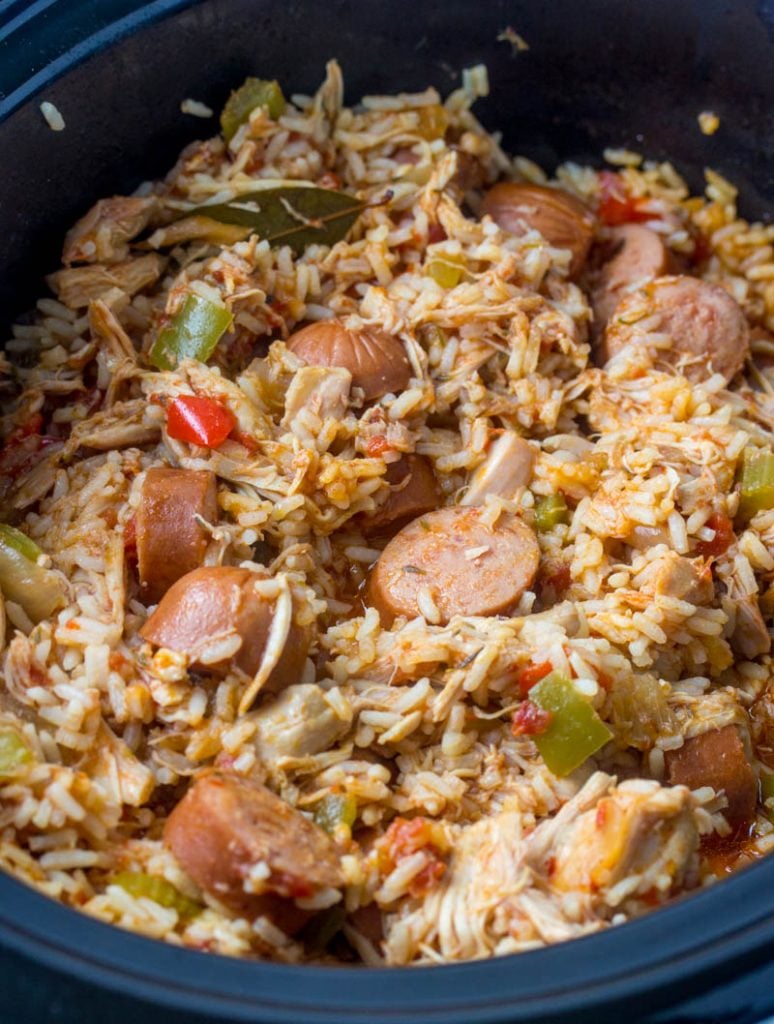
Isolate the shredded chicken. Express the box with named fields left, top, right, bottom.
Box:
left=62, top=196, right=158, bottom=264
left=47, top=254, right=166, bottom=309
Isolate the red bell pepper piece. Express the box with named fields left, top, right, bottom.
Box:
left=166, top=395, right=235, bottom=448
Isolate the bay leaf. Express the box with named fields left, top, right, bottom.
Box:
left=190, top=185, right=367, bottom=255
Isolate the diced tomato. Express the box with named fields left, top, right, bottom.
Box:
left=597, top=170, right=652, bottom=226
left=166, top=395, right=235, bottom=448
left=0, top=413, right=58, bottom=481
left=515, top=660, right=553, bottom=697
left=379, top=816, right=448, bottom=896
left=408, top=858, right=446, bottom=898
left=695, top=512, right=735, bottom=559
left=427, top=222, right=447, bottom=244
left=366, top=435, right=392, bottom=458
left=511, top=700, right=553, bottom=736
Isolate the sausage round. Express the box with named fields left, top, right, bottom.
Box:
left=591, top=225, right=671, bottom=337
left=363, top=455, right=440, bottom=536
left=666, top=724, right=757, bottom=828
left=140, top=566, right=310, bottom=695
left=480, top=182, right=596, bottom=277
left=287, top=320, right=411, bottom=401
left=136, top=467, right=218, bottom=604
left=164, top=772, right=343, bottom=930
left=601, top=275, right=750, bottom=383
left=366, top=506, right=540, bottom=625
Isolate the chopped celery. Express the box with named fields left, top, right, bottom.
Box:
left=220, top=78, right=286, bottom=142
left=0, top=726, right=33, bottom=778
left=528, top=671, right=612, bottom=777
left=313, top=793, right=357, bottom=834
left=113, top=872, right=202, bottom=920
left=0, top=524, right=66, bottom=623
left=149, top=293, right=233, bottom=371
left=534, top=494, right=569, bottom=532
left=425, top=257, right=464, bottom=288
left=0, top=524, right=42, bottom=563
left=738, top=447, right=774, bottom=521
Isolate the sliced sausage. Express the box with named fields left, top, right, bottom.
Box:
left=601, top=275, right=750, bottom=383
left=363, top=455, right=440, bottom=536
left=666, top=724, right=757, bottom=828
left=287, top=320, right=411, bottom=402
left=461, top=432, right=534, bottom=506
left=136, top=467, right=218, bottom=604
left=164, top=772, right=343, bottom=931
left=366, top=506, right=540, bottom=625
left=140, top=566, right=310, bottom=698
left=480, top=182, right=595, bottom=277
left=591, top=225, right=672, bottom=337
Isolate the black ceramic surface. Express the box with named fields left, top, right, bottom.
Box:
left=0, top=2, right=774, bottom=1022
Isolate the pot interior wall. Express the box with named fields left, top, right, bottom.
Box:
left=1, top=0, right=773, bottom=321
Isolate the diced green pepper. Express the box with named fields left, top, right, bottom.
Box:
left=737, top=447, right=774, bottom=521
left=534, top=494, right=569, bottom=532
left=425, top=257, right=464, bottom=288
left=0, top=726, right=33, bottom=778
left=149, top=293, right=233, bottom=372
left=220, top=78, right=286, bottom=142
left=528, top=671, right=612, bottom=777
left=113, top=872, right=202, bottom=920
left=0, top=524, right=66, bottom=623
left=313, top=793, right=357, bottom=834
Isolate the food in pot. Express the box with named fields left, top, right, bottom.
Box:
left=1, top=62, right=773, bottom=967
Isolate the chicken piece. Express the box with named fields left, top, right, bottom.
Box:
left=287, top=320, right=411, bottom=401
left=140, top=567, right=311, bottom=711
left=637, top=551, right=714, bottom=605
left=88, top=299, right=138, bottom=363
left=80, top=723, right=155, bottom=807
left=481, top=182, right=596, bottom=277
left=164, top=772, right=344, bottom=932
left=665, top=724, right=757, bottom=828
left=530, top=773, right=700, bottom=904
left=726, top=554, right=771, bottom=659
left=461, top=432, right=535, bottom=506
left=62, top=398, right=161, bottom=457
left=251, top=684, right=352, bottom=762
left=281, top=365, right=351, bottom=438
left=47, top=254, right=166, bottom=309
left=136, top=467, right=218, bottom=604
left=363, top=455, right=440, bottom=536
left=366, top=506, right=540, bottom=626
left=63, top=196, right=158, bottom=264
left=601, top=275, right=750, bottom=384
